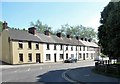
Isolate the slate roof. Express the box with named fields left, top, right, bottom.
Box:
left=8, top=29, right=41, bottom=42
left=36, top=33, right=56, bottom=43
left=80, top=40, right=99, bottom=48
left=4, top=28, right=99, bottom=47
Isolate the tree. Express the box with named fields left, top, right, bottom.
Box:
left=0, top=21, right=3, bottom=32
left=98, top=2, right=120, bottom=61
left=57, top=24, right=97, bottom=39
left=30, top=20, right=53, bottom=34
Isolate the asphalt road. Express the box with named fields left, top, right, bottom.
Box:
left=2, top=60, right=95, bottom=82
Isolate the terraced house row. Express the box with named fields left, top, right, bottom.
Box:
left=0, top=22, right=99, bottom=64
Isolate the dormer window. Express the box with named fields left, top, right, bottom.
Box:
left=18, top=41, right=23, bottom=49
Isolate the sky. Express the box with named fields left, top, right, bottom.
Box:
left=1, top=0, right=110, bottom=32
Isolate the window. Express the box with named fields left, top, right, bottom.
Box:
left=19, top=54, right=23, bottom=62
left=60, top=54, right=63, bottom=59
left=18, top=42, right=23, bottom=49
left=79, top=53, right=82, bottom=59
left=80, top=46, right=81, bottom=51
left=46, top=54, right=50, bottom=61
left=54, top=44, right=57, bottom=50
left=66, top=46, right=68, bottom=50
left=60, top=45, right=63, bottom=50
left=76, top=46, right=77, bottom=51
left=28, top=41, right=32, bottom=49
left=83, top=46, right=85, bottom=51
left=71, top=54, right=74, bottom=58
left=87, top=47, right=89, bottom=51
left=47, top=44, right=49, bottom=50
left=36, top=43, right=39, bottom=50
left=71, top=46, right=73, bottom=51
left=28, top=53, right=32, bottom=62
left=86, top=53, right=88, bottom=58
left=66, top=54, right=68, bottom=59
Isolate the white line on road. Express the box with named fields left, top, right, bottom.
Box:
left=40, top=67, right=42, bottom=69
left=14, top=70, right=17, bottom=73
left=27, top=68, right=30, bottom=71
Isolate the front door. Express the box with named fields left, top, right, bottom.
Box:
left=83, top=53, right=85, bottom=60
left=36, top=53, right=41, bottom=63
left=54, top=53, right=56, bottom=62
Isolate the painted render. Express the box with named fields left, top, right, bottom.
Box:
left=0, top=22, right=99, bottom=64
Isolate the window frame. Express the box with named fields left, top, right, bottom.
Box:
left=28, top=53, right=32, bottom=62
left=46, top=54, right=51, bottom=61
left=19, top=53, right=23, bottom=62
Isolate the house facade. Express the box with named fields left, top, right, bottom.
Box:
left=0, top=22, right=99, bottom=64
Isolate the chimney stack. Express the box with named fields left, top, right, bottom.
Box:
left=85, top=38, right=87, bottom=41
left=44, top=30, right=50, bottom=36
left=81, top=37, right=84, bottom=40
left=88, top=39, right=92, bottom=42
left=56, top=32, right=62, bottom=38
left=28, top=27, right=36, bottom=35
left=67, top=34, right=71, bottom=38
left=2, top=21, right=8, bottom=30
left=76, top=36, right=79, bottom=40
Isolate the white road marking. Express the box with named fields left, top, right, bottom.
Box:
left=14, top=70, right=17, bottom=72
left=27, top=68, right=30, bottom=71
left=40, top=67, right=42, bottom=69
left=62, top=69, right=76, bottom=83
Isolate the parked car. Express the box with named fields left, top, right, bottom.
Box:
left=64, top=57, right=77, bottom=63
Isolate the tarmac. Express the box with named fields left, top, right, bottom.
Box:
left=64, top=66, right=120, bottom=84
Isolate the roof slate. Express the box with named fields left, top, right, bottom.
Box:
left=8, top=29, right=41, bottom=42
left=6, top=28, right=98, bottom=47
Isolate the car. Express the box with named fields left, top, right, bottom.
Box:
left=64, top=57, right=77, bottom=63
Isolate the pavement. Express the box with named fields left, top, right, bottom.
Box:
left=64, top=66, right=120, bottom=84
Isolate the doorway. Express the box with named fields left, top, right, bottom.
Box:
left=83, top=53, right=85, bottom=60
left=36, top=53, right=41, bottom=63
left=54, top=53, right=57, bottom=62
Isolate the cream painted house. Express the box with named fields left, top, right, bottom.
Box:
left=0, top=22, right=99, bottom=64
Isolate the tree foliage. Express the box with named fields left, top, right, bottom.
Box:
left=98, top=2, right=120, bottom=59
left=30, top=20, right=54, bottom=34
left=0, top=21, right=3, bottom=32
left=31, top=20, right=97, bottom=40
left=56, top=24, right=96, bottom=39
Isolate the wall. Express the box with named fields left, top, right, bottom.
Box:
left=11, top=41, right=43, bottom=64
left=1, top=29, right=11, bottom=64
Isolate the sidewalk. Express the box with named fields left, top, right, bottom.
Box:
left=0, top=62, right=63, bottom=69
left=65, top=66, right=120, bottom=84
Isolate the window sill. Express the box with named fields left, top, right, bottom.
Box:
left=28, top=48, right=32, bottom=50
left=45, top=60, right=50, bottom=61
left=18, top=48, right=23, bottom=50
left=35, top=49, right=39, bottom=50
